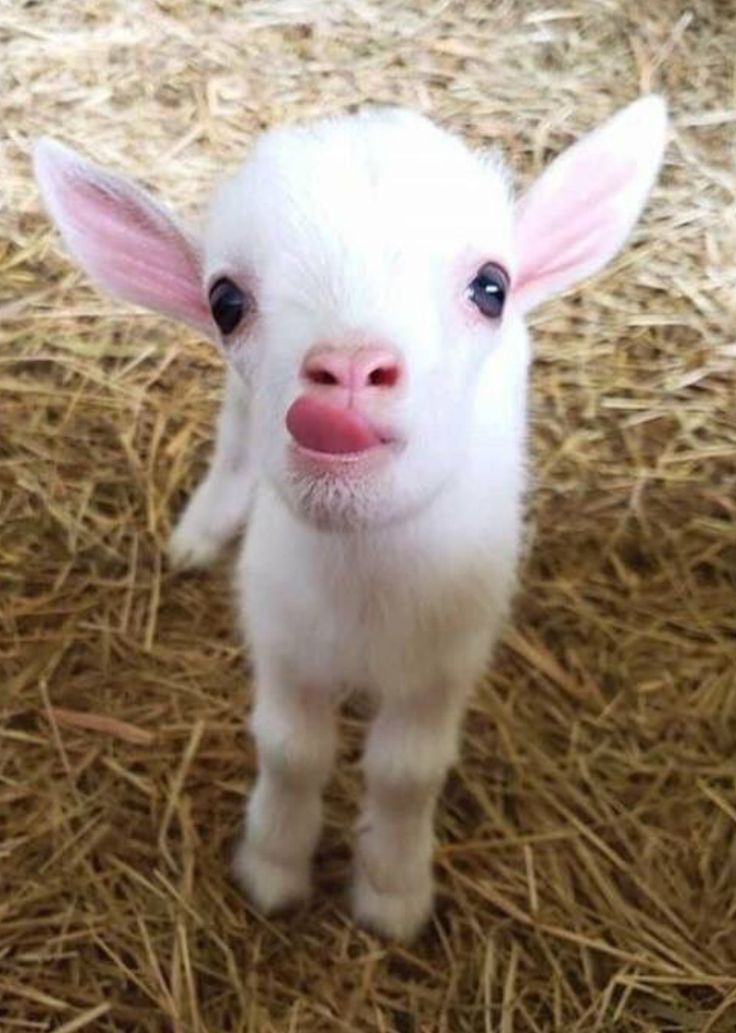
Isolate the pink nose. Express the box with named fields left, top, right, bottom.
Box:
left=287, top=345, right=402, bottom=456
left=302, top=345, right=403, bottom=392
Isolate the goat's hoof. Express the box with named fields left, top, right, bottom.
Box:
left=167, top=521, right=224, bottom=571
left=352, top=869, right=433, bottom=942
left=232, top=839, right=311, bottom=915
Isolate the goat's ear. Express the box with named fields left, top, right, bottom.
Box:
left=33, top=138, right=211, bottom=333
left=512, top=95, right=668, bottom=313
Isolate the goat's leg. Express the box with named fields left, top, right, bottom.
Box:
left=169, top=368, right=253, bottom=570
left=352, top=686, right=466, bottom=941
left=234, top=672, right=337, bottom=913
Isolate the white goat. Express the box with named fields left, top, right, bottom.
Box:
left=33, top=98, right=667, bottom=941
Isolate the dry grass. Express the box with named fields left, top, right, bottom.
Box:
left=2, top=1, right=735, bottom=1030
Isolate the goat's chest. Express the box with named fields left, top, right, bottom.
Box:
left=239, top=501, right=510, bottom=692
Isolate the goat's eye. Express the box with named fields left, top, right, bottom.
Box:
left=208, top=277, right=249, bottom=334
left=467, top=263, right=510, bottom=319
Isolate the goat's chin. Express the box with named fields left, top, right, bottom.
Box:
left=274, top=470, right=394, bottom=532
left=270, top=464, right=439, bottom=534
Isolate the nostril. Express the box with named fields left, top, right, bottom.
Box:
left=367, top=363, right=401, bottom=389
left=303, top=351, right=350, bottom=388
left=308, top=368, right=340, bottom=386
left=303, top=346, right=402, bottom=392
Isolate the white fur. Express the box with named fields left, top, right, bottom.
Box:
left=33, top=98, right=667, bottom=941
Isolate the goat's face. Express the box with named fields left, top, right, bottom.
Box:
left=205, top=111, right=516, bottom=530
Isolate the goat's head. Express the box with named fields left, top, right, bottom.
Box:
left=34, top=99, right=667, bottom=531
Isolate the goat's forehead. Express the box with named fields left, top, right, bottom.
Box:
left=205, top=112, right=514, bottom=274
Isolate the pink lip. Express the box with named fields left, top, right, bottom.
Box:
left=288, top=440, right=396, bottom=477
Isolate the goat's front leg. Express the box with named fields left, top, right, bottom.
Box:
left=169, top=368, right=254, bottom=570
left=353, top=685, right=466, bottom=941
left=233, top=672, right=337, bottom=914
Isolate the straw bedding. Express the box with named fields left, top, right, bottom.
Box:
left=2, top=1, right=735, bottom=1030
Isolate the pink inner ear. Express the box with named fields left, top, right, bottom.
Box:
left=514, top=157, right=634, bottom=296
left=61, top=173, right=209, bottom=329
left=514, top=214, right=615, bottom=294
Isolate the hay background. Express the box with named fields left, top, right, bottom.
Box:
left=2, top=1, right=735, bottom=1030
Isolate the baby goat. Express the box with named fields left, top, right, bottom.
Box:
left=34, top=98, right=667, bottom=940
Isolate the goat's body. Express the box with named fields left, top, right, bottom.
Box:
left=243, top=469, right=513, bottom=697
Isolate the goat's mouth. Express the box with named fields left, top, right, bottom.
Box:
left=287, top=439, right=399, bottom=478
left=285, top=396, right=399, bottom=474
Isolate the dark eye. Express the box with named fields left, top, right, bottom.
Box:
left=467, top=262, right=510, bottom=319
left=208, top=277, right=250, bottom=335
